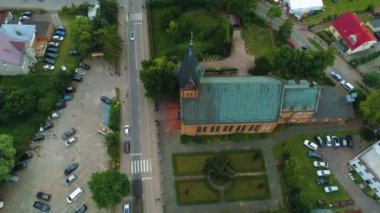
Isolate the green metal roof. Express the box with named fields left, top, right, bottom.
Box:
left=282, top=83, right=320, bottom=111
left=181, top=76, right=284, bottom=124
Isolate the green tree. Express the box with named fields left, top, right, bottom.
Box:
left=88, top=170, right=129, bottom=208
left=276, top=19, right=293, bottom=43
left=166, top=20, right=180, bottom=40
left=249, top=56, right=272, bottom=76
left=363, top=71, right=380, bottom=89
left=178, top=15, right=196, bottom=39
left=48, top=72, right=69, bottom=94
left=38, top=93, right=58, bottom=113
left=140, top=57, right=178, bottom=99
left=267, top=6, right=282, bottom=18
left=360, top=90, right=380, bottom=125
left=203, top=155, right=234, bottom=182
left=283, top=157, right=303, bottom=189
left=98, top=0, right=118, bottom=25
left=227, top=0, right=257, bottom=18
left=159, top=7, right=181, bottom=28
left=205, top=0, right=227, bottom=10
left=3, top=89, right=36, bottom=117
left=99, top=26, right=122, bottom=65
left=0, top=134, right=16, bottom=182
left=70, top=17, right=93, bottom=55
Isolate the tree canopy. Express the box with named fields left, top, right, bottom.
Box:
left=98, top=26, right=122, bottom=65
left=0, top=134, right=16, bottom=182
left=140, top=57, right=178, bottom=99
left=249, top=56, right=272, bottom=76
left=2, top=88, right=36, bottom=118
left=267, top=6, right=282, bottom=18
left=69, top=17, right=93, bottom=55
left=360, top=90, right=380, bottom=126
left=88, top=170, right=129, bottom=209
left=363, top=71, right=380, bottom=89
left=203, top=155, right=234, bottom=182
left=227, top=0, right=257, bottom=18
left=276, top=19, right=293, bottom=44
left=98, top=0, right=118, bottom=26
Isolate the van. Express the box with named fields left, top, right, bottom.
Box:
left=342, top=82, right=354, bottom=91
left=66, top=187, right=83, bottom=203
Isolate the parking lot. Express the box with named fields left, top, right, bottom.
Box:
left=0, top=60, right=124, bottom=212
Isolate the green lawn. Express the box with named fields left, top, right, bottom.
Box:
left=175, top=179, right=220, bottom=205
left=304, top=0, right=380, bottom=25
left=221, top=150, right=265, bottom=173
left=273, top=132, right=354, bottom=207
left=242, top=23, right=276, bottom=59
left=224, top=175, right=270, bottom=201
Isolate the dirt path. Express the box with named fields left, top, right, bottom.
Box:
left=201, top=29, right=255, bottom=76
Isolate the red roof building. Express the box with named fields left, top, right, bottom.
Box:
left=330, top=12, right=377, bottom=54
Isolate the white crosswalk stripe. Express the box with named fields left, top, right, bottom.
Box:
left=126, top=12, right=142, bottom=21
left=131, top=159, right=151, bottom=174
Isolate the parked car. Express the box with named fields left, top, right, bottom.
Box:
left=43, top=64, right=55, bottom=71
left=287, top=40, right=295, bottom=46
left=49, top=111, right=60, bottom=120
left=56, top=26, right=65, bottom=31
left=36, top=192, right=51, bottom=201
left=43, top=57, right=55, bottom=65
left=65, top=136, right=78, bottom=147
left=74, top=204, right=88, bottom=213
left=79, top=62, right=90, bottom=70
left=8, top=175, right=19, bottom=183
left=317, top=170, right=331, bottom=177
left=341, top=80, right=355, bottom=91
left=52, top=35, right=64, bottom=41
left=313, top=161, right=329, bottom=168
left=124, top=125, right=130, bottom=136
left=124, top=204, right=130, bottom=213
left=129, top=31, right=135, bottom=40
left=45, top=53, right=58, bottom=59
left=54, top=30, right=65, bottom=36
left=314, top=136, right=324, bottom=147
left=75, top=68, right=86, bottom=75
left=47, top=47, right=59, bottom=53
left=55, top=101, right=66, bottom=111
left=65, top=86, right=76, bottom=93
left=72, top=74, right=83, bottom=82
left=340, top=138, right=348, bottom=147
left=12, top=161, right=27, bottom=172
left=346, top=135, right=354, bottom=148
left=100, top=96, right=113, bottom=105
left=325, top=135, right=333, bottom=147
left=330, top=72, right=342, bottom=81
left=33, top=201, right=50, bottom=212
left=69, top=50, right=81, bottom=56
left=332, top=136, right=340, bottom=148
left=124, top=140, right=130, bottom=153
left=40, top=121, right=54, bottom=132
left=61, top=94, right=73, bottom=102
left=316, top=177, right=329, bottom=185
left=62, top=128, right=76, bottom=140
left=48, top=42, right=59, bottom=47
left=19, top=151, right=33, bottom=161
left=21, top=11, right=32, bottom=17
left=324, top=186, right=339, bottom=193
left=64, top=163, right=79, bottom=176
left=303, top=140, right=318, bottom=150
left=65, top=173, right=78, bottom=186
left=32, top=134, right=45, bottom=142
left=308, top=150, right=322, bottom=160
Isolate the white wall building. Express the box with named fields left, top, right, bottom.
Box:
left=283, top=0, right=324, bottom=19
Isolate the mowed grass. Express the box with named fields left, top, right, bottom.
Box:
left=175, top=179, right=220, bottom=205
left=242, top=24, right=276, bottom=59
left=173, top=149, right=265, bottom=176
left=273, top=133, right=353, bottom=205
left=224, top=175, right=270, bottom=201
left=305, top=0, right=380, bottom=25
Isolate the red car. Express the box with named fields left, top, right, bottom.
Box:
left=287, top=41, right=296, bottom=46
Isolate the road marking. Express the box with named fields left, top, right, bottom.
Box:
left=142, top=177, right=152, bottom=181
left=126, top=12, right=142, bottom=21
left=131, top=152, right=141, bottom=156
left=131, top=159, right=151, bottom=174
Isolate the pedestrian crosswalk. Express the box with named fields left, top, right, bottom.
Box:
left=126, top=12, right=142, bottom=21
left=131, top=159, right=151, bottom=174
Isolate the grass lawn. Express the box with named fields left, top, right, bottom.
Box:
left=304, top=0, right=380, bottom=25
left=224, top=175, right=270, bottom=201
left=308, top=38, right=324, bottom=50
left=221, top=150, right=265, bottom=173
left=242, top=23, right=276, bottom=59
left=175, top=179, right=220, bottom=205
left=273, top=132, right=354, bottom=207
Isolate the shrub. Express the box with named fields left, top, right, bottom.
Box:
left=349, top=50, right=380, bottom=67
left=249, top=56, right=272, bottom=76
left=359, top=128, right=377, bottom=141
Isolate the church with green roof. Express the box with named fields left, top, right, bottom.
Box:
left=177, top=42, right=353, bottom=136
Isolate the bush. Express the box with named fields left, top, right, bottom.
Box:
left=359, top=128, right=377, bottom=141
left=349, top=50, right=380, bottom=67
left=363, top=71, right=380, bottom=89
left=316, top=31, right=335, bottom=45
left=249, top=56, right=272, bottom=76
left=108, top=100, right=121, bottom=131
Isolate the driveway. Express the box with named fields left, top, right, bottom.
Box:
left=0, top=60, right=123, bottom=212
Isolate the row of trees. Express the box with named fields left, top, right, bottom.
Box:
left=0, top=134, right=16, bottom=182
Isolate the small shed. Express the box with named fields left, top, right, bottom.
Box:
left=230, top=14, right=241, bottom=28
left=367, top=19, right=380, bottom=32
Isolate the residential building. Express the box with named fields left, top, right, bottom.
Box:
left=349, top=141, right=380, bottom=197
left=177, top=42, right=353, bottom=136
left=23, top=20, right=55, bottom=57
left=283, top=0, right=324, bottom=19
left=330, top=13, right=377, bottom=54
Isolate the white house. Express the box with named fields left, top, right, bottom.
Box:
left=283, top=0, right=324, bottom=19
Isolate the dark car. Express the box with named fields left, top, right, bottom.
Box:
left=316, top=177, right=329, bottom=185
left=32, top=134, right=45, bottom=142
left=308, top=150, right=322, bottom=160
left=79, top=62, right=90, bottom=70
left=65, top=86, right=76, bottom=93
left=100, top=96, right=113, bottom=105
left=45, top=53, right=58, bottom=59
left=54, top=31, right=65, bottom=36
left=33, top=201, right=50, bottom=212
left=56, top=26, right=65, bottom=31
left=43, top=57, right=55, bottom=65
left=55, top=101, right=66, bottom=111
left=19, top=151, right=33, bottom=161
left=375, top=32, right=380, bottom=41
left=124, top=140, right=130, bottom=154
left=332, top=136, right=340, bottom=148
left=64, top=163, right=79, bottom=176
left=75, top=204, right=88, bottom=213
left=314, top=136, right=324, bottom=147
left=40, top=121, right=54, bottom=132
left=346, top=135, right=354, bottom=148
left=62, top=128, right=76, bottom=140
left=69, top=50, right=81, bottom=56
left=46, top=47, right=59, bottom=53
left=37, top=192, right=51, bottom=201
left=12, top=161, right=27, bottom=172
left=72, top=74, right=83, bottom=82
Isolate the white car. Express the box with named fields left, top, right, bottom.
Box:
left=324, top=186, right=339, bottom=193
left=303, top=140, right=318, bottom=150
left=75, top=68, right=86, bottom=75
left=65, top=136, right=78, bottom=147
left=313, top=161, right=329, bottom=168
left=50, top=111, right=60, bottom=119
left=52, top=35, right=64, bottom=41
left=330, top=72, right=342, bottom=81
left=43, top=64, right=55, bottom=71
left=124, top=125, right=130, bottom=136
left=317, top=170, right=331, bottom=177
